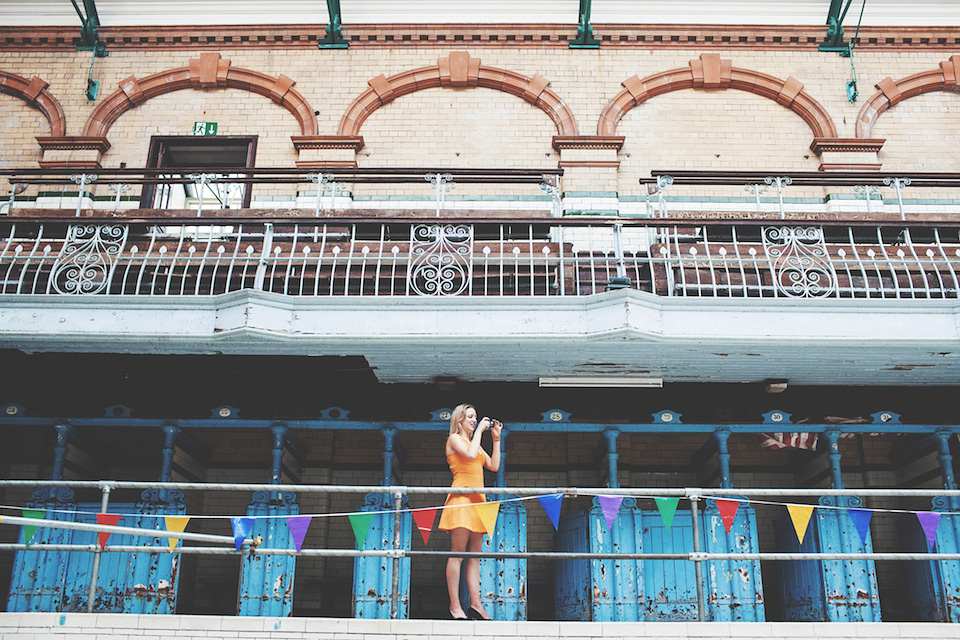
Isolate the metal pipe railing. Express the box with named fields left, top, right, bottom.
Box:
left=3, top=480, right=959, bottom=618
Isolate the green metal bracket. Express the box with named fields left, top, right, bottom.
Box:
left=318, top=0, right=349, bottom=49
left=570, top=0, right=601, bottom=49
left=819, top=0, right=854, bottom=56
left=72, top=0, right=108, bottom=57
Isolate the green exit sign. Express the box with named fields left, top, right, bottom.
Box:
left=193, top=122, right=218, bottom=136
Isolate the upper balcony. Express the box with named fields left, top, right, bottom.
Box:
left=2, top=167, right=960, bottom=387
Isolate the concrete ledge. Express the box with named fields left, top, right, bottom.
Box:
left=2, top=614, right=959, bottom=640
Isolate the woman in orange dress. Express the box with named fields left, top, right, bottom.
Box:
left=438, top=403, right=501, bottom=620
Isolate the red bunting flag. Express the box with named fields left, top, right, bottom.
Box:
left=714, top=499, right=739, bottom=534
left=96, top=513, right=122, bottom=549
left=412, top=508, right=438, bottom=545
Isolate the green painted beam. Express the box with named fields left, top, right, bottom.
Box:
left=71, top=0, right=107, bottom=56
left=819, top=0, right=856, bottom=55
left=319, top=0, right=349, bottom=49
left=570, top=0, right=601, bottom=49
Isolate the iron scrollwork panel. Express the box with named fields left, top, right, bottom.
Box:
left=408, top=224, right=473, bottom=296
left=51, top=224, right=129, bottom=294
left=763, top=226, right=837, bottom=298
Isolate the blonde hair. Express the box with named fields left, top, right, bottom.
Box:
left=449, top=404, right=474, bottom=436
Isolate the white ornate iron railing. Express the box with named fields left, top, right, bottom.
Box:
left=2, top=217, right=960, bottom=299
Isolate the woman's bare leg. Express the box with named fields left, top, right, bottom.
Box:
left=446, top=528, right=469, bottom=618
left=465, top=531, right=491, bottom=619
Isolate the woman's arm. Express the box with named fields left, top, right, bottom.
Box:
left=447, top=418, right=490, bottom=459
left=483, top=420, right=502, bottom=472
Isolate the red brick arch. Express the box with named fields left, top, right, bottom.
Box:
left=82, top=52, right=317, bottom=138
left=0, top=70, right=66, bottom=136
left=598, top=53, right=837, bottom=140
left=338, top=52, right=578, bottom=137
left=856, top=55, right=960, bottom=138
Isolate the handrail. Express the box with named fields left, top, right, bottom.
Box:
left=643, top=170, right=960, bottom=188
left=2, top=479, right=959, bottom=621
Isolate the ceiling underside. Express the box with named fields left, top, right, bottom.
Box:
left=3, top=291, right=959, bottom=387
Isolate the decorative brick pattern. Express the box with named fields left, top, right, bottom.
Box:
left=598, top=53, right=837, bottom=142
left=338, top=52, right=578, bottom=138
left=856, top=55, right=960, bottom=138
left=0, top=70, right=65, bottom=136
left=83, top=52, right=318, bottom=139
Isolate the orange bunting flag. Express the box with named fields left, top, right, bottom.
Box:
left=786, top=504, right=814, bottom=545
left=412, top=508, right=438, bottom=545
left=715, top=499, right=739, bottom=534
left=475, top=501, right=501, bottom=536
left=164, top=516, right=190, bottom=551
left=96, top=513, right=122, bottom=549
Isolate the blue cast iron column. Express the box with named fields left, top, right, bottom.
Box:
left=237, top=424, right=299, bottom=617
left=51, top=423, right=73, bottom=482
left=714, top=428, right=733, bottom=490
left=353, top=425, right=411, bottom=619
left=603, top=428, right=620, bottom=488
left=936, top=429, right=959, bottom=512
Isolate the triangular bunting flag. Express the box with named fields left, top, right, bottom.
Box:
left=96, top=513, right=122, bottom=549
left=847, top=508, right=873, bottom=545
left=475, top=501, right=501, bottom=536
left=598, top=495, right=624, bottom=531
left=164, top=515, right=190, bottom=551
left=538, top=494, right=563, bottom=530
left=715, top=499, right=740, bottom=534
left=916, top=511, right=941, bottom=550
left=412, top=508, right=438, bottom=545
left=231, top=517, right=256, bottom=551
left=22, top=508, right=44, bottom=547
left=786, top=504, right=814, bottom=545
left=285, top=515, right=312, bottom=553
left=348, top=512, right=375, bottom=550
left=655, top=497, right=680, bottom=532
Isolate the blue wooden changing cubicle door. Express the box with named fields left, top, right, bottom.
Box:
left=775, top=497, right=881, bottom=622
left=898, top=508, right=960, bottom=622
left=7, top=489, right=185, bottom=614
left=700, top=501, right=765, bottom=621
left=556, top=498, right=765, bottom=621
left=237, top=491, right=299, bottom=616
left=479, top=496, right=527, bottom=620
left=352, top=492, right=412, bottom=618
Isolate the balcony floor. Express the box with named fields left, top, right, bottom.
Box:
left=2, top=613, right=956, bottom=640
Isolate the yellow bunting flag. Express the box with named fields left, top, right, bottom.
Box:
left=475, top=501, right=500, bottom=536
left=786, top=504, right=814, bottom=545
left=164, top=516, right=190, bottom=551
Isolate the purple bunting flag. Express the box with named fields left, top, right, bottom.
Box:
left=538, top=494, right=563, bottom=530
left=286, top=515, right=312, bottom=553
left=915, top=511, right=941, bottom=550
left=847, top=508, right=873, bottom=545
left=598, top=495, right=623, bottom=531
left=231, top=517, right=255, bottom=551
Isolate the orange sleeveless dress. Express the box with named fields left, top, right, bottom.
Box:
left=437, top=436, right=488, bottom=533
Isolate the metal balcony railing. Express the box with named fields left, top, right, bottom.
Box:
left=2, top=480, right=959, bottom=621
left=2, top=216, right=960, bottom=299
left=2, top=168, right=960, bottom=300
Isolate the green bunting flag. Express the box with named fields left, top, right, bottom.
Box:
left=348, top=512, right=375, bottom=550
left=22, top=508, right=45, bottom=547
left=655, top=497, right=680, bottom=532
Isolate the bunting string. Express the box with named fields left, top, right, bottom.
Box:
left=0, top=491, right=953, bottom=553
